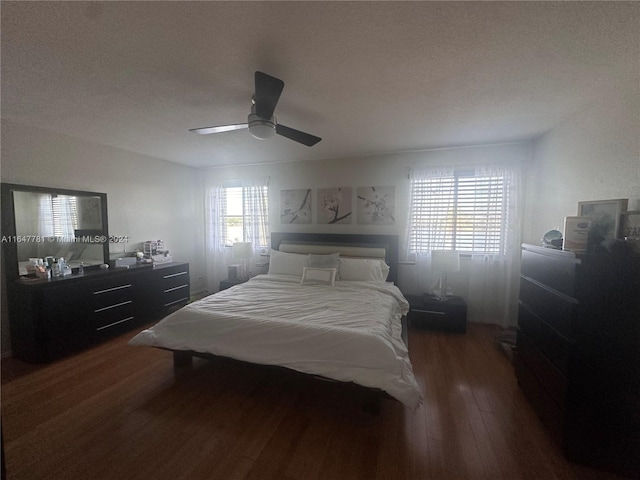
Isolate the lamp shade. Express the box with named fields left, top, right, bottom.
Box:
left=431, top=250, right=460, bottom=272
left=232, top=242, right=253, bottom=259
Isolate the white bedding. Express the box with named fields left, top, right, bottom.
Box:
left=129, top=274, right=422, bottom=408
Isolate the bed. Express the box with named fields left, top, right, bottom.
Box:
left=129, top=233, right=421, bottom=409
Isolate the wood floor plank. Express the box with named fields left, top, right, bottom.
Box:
left=1, top=322, right=631, bottom=480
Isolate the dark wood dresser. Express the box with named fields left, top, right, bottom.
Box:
left=7, top=262, right=190, bottom=363
left=515, top=244, right=639, bottom=477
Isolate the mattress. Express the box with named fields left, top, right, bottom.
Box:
left=129, top=274, right=422, bottom=408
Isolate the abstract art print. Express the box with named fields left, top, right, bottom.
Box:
left=356, top=186, right=395, bottom=225
left=280, top=189, right=312, bottom=224
left=317, top=187, right=352, bottom=224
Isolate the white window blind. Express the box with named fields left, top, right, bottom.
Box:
left=220, top=185, right=269, bottom=248
left=408, top=167, right=511, bottom=255
left=52, top=195, right=78, bottom=237
left=39, top=194, right=78, bottom=238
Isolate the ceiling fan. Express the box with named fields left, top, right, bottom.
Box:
left=189, top=71, right=322, bottom=147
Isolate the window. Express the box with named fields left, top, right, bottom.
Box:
left=219, top=185, right=269, bottom=248
left=408, top=167, right=512, bottom=255
left=39, top=194, right=78, bottom=238
left=52, top=195, right=78, bottom=237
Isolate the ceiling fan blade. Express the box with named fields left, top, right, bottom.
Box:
left=276, top=124, right=322, bottom=147
left=189, top=124, right=248, bottom=135
left=254, top=71, right=284, bottom=120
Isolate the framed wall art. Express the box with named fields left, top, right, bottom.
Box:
left=280, top=189, right=312, bottom=224
left=356, top=186, right=395, bottom=225
left=577, top=198, right=628, bottom=241
left=317, top=187, right=352, bottom=224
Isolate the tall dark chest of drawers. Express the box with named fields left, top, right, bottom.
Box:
left=516, top=244, right=639, bottom=477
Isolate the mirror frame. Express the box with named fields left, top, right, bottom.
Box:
left=1, top=182, right=109, bottom=281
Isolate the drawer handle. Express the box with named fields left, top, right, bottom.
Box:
left=93, top=284, right=132, bottom=295
left=165, top=284, right=189, bottom=293
left=164, top=271, right=187, bottom=279
left=412, top=309, right=446, bottom=315
left=96, top=316, right=135, bottom=331
left=165, top=297, right=189, bottom=307
left=94, top=300, right=132, bottom=313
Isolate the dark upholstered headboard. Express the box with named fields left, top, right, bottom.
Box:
left=270, top=232, right=400, bottom=285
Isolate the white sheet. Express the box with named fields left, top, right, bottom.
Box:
left=129, top=274, right=422, bottom=408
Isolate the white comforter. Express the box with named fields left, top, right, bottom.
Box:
left=129, top=274, right=422, bottom=408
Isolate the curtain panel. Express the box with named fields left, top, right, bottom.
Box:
left=204, top=180, right=269, bottom=293
left=406, top=163, right=522, bottom=326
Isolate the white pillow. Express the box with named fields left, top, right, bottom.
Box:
left=338, top=258, right=390, bottom=282
left=308, top=253, right=340, bottom=269
left=380, top=261, right=391, bottom=281
left=268, top=249, right=308, bottom=276
left=301, top=267, right=337, bottom=286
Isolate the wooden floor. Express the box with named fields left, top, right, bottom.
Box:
left=1, top=323, right=630, bottom=480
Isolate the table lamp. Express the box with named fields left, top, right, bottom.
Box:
left=431, top=250, right=460, bottom=301
left=233, top=242, right=253, bottom=280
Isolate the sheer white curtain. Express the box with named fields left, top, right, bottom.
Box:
left=466, top=164, right=522, bottom=326
left=242, top=183, right=270, bottom=256
left=39, top=194, right=55, bottom=237
left=204, top=180, right=269, bottom=293
left=204, top=186, right=227, bottom=293
left=406, top=163, right=522, bottom=326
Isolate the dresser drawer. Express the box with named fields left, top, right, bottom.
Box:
left=518, top=303, right=572, bottom=374
left=516, top=330, right=567, bottom=409
left=519, top=277, right=577, bottom=338
left=91, top=282, right=134, bottom=310
left=521, top=247, right=577, bottom=297
left=89, top=277, right=137, bottom=333
left=160, top=265, right=189, bottom=309
left=514, top=351, right=565, bottom=446
left=94, top=301, right=136, bottom=331
left=161, top=268, right=189, bottom=289
left=163, top=284, right=190, bottom=308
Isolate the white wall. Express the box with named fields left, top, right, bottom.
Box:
left=1, top=120, right=206, bottom=354
left=524, top=79, right=640, bottom=244
left=200, top=142, right=531, bottom=297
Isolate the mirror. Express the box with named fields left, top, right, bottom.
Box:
left=1, top=183, right=109, bottom=279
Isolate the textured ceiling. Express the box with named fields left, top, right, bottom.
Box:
left=2, top=1, right=638, bottom=168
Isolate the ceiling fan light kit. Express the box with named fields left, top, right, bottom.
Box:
left=190, top=71, right=321, bottom=147
left=247, top=112, right=276, bottom=140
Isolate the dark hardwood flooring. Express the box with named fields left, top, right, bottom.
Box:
left=1, top=323, right=631, bottom=480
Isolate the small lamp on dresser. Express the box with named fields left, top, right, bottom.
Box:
left=232, top=242, right=253, bottom=280
left=431, top=250, right=460, bottom=301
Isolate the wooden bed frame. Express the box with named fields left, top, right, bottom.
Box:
left=170, top=232, right=405, bottom=412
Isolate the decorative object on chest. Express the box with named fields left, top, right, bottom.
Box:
left=405, top=294, right=467, bottom=333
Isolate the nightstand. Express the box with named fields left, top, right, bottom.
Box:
left=405, top=294, right=467, bottom=333
left=219, top=278, right=247, bottom=291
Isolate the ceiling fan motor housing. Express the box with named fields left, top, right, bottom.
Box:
left=248, top=109, right=276, bottom=140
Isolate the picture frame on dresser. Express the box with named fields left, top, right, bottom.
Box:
left=577, top=198, right=628, bottom=243
left=620, top=210, right=640, bottom=239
